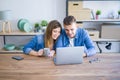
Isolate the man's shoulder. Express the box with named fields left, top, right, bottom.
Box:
left=75, top=28, right=88, bottom=39
left=61, top=29, right=65, bottom=33
left=77, top=28, right=86, bottom=33
left=77, top=27, right=85, bottom=30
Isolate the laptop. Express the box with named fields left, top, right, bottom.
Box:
left=54, top=46, right=84, bottom=65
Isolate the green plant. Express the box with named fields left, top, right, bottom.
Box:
left=34, top=23, right=40, bottom=28
left=118, top=10, right=120, bottom=15
left=96, top=10, right=101, bottom=15
left=40, top=20, right=48, bottom=26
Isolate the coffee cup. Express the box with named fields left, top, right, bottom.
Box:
left=43, top=48, right=50, bottom=56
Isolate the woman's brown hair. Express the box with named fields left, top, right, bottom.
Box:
left=44, top=20, right=62, bottom=49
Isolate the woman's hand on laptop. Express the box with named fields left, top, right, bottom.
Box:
left=48, top=50, right=55, bottom=58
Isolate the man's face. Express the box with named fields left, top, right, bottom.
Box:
left=64, top=22, right=77, bottom=38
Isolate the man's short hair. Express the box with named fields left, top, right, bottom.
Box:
left=63, top=16, right=76, bottom=25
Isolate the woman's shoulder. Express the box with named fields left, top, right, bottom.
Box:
left=34, top=34, right=44, bottom=41
left=33, top=34, right=44, bottom=44
left=35, top=34, right=44, bottom=38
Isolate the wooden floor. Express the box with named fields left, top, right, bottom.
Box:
left=0, top=53, right=120, bottom=80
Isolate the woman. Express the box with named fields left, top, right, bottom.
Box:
left=23, top=20, right=62, bottom=57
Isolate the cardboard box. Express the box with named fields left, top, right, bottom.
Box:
left=87, top=30, right=99, bottom=39
left=77, top=23, right=83, bottom=28
left=68, top=1, right=83, bottom=12
left=101, top=24, right=120, bottom=39
left=68, top=9, right=91, bottom=20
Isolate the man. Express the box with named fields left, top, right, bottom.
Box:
left=55, top=16, right=96, bottom=57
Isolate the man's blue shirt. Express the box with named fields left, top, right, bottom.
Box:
left=55, top=28, right=96, bottom=57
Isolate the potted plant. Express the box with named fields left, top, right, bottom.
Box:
left=40, top=20, right=48, bottom=26
left=40, top=20, right=48, bottom=33
left=96, top=10, right=101, bottom=19
left=34, top=23, right=40, bottom=32
left=118, top=10, right=120, bottom=19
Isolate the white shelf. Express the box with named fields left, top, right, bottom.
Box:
left=92, top=38, right=120, bottom=42
left=69, top=0, right=119, bottom=1
left=77, top=19, right=120, bottom=22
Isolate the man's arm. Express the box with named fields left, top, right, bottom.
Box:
left=83, top=30, right=96, bottom=57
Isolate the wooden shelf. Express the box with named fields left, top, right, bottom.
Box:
left=0, top=31, right=43, bottom=36
left=0, top=30, right=44, bottom=53
left=0, top=48, right=23, bottom=53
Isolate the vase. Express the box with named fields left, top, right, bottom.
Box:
left=96, top=15, right=99, bottom=19
left=42, top=26, right=47, bottom=33
left=34, top=27, right=40, bottom=33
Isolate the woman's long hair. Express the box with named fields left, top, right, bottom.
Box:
left=44, top=20, right=62, bottom=49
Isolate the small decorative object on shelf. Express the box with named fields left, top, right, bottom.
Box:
left=4, top=44, right=15, bottom=51
left=91, top=10, right=95, bottom=20
left=17, top=19, right=33, bottom=33
left=40, top=20, right=48, bottom=33
left=96, top=10, right=101, bottom=19
left=118, top=10, right=120, bottom=19
left=0, top=10, right=12, bottom=33
left=34, top=23, right=41, bottom=32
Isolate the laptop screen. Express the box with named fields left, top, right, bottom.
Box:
left=54, top=46, right=84, bottom=65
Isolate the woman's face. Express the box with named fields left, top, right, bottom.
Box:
left=52, top=27, right=61, bottom=40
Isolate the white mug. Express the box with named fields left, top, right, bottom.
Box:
left=43, top=48, right=50, bottom=56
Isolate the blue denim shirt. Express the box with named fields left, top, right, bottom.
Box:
left=23, top=35, right=45, bottom=54
left=55, top=28, right=96, bottom=57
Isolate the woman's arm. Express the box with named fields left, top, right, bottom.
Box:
left=29, top=49, right=44, bottom=57
left=23, top=35, right=44, bottom=55
left=23, top=36, right=38, bottom=54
